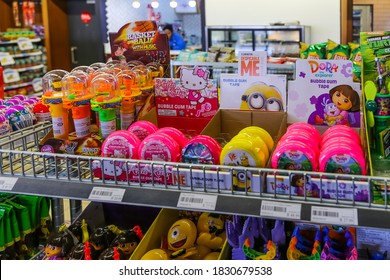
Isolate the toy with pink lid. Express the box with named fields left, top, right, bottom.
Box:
left=128, top=120, right=158, bottom=141
left=101, top=130, right=140, bottom=159
left=138, top=133, right=181, bottom=162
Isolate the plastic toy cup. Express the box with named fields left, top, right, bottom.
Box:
left=41, top=69, right=69, bottom=139
left=90, top=73, right=122, bottom=139
left=116, top=70, right=141, bottom=130
left=62, top=70, right=93, bottom=138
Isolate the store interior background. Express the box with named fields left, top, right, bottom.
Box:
left=1, top=0, right=390, bottom=71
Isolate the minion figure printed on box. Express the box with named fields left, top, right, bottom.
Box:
left=240, top=83, right=284, bottom=111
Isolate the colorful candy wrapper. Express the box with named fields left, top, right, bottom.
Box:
left=326, top=39, right=350, bottom=60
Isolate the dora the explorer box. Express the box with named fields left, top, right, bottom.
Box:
left=109, top=21, right=170, bottom=78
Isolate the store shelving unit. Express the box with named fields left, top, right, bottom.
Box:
left=0, top=123, right=389, bottom=230
left=1, top=37, right=45, bottom=97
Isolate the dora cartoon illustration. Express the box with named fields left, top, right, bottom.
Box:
left=328, top=85, right=360, bottom=126
left=291, top=174, right=307, bottom=196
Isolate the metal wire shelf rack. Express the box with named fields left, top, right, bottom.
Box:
left=0, top=123, right=389, bottom=229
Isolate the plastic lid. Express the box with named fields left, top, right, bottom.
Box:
left=138, top=133, right=181, bottom=162
left=287, top=122, right=321, bottom=144
left=220, top=138, right=265, bottom=167
left=182, top=134, right=221, bottom=165
left=33, top=102, right=50, bottom=114
left=101, top=130, right=140, bottom=159
left=157, top=127, right=188, bottom=150
left=128, top=120, right=158, bottom=141
left=71, top=105, right=91, bottom=119
left=321, top=125, right=360, bottom=147
left=231, top=133, right=269, bottom=163
left=271, top=141, right=318, bottom=171
left=318, top=145, right=366, bottom=175
left=238, top=126, right=274, bottom=152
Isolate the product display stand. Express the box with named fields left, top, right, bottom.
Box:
left=0, top=123, right=389, bottom=230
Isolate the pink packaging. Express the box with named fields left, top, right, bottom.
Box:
left=139, top=133, right=181, bottom=162
left=321, top=126, right=361, bottom=147
left=181, top=135, right=222, bottom=165
left=321, top=137, right=363, bottom=152
left=156, top=127, right=188, bottom=149
left=128, top=120, right=158, bottom=141
left=101, top=130, right=140, bottom=159
left=271, top=141, right=318, bottom=171
left=287, top=122, right=321, bottom=144
left=318, top=144, right=366, bottom=175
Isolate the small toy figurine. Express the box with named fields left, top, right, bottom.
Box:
left=98, top=246, right=123, bottom=260
left=110, top=225, right=144, bottom=259
left=196, top=212, right=226, bottom=250
left=43, top=232, right=75, bottom=260
left=88, top=225, right=119, bottom=259
left=167, top=219, right=198, bottom=259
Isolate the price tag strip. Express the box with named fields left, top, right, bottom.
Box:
left=311, top=206, right=358, bottom=225
left=89, top=187, right=125, bottom=202
left=260, top=200, right=302, bottom=220
left=177, top=193, right=218, bottom=211
left=0, top=177, right=18, bottom=191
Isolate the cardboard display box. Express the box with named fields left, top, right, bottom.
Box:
left=130, top=208, right=230, bottom=260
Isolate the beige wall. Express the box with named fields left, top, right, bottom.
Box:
left=354, top=0, right=390, bottom=30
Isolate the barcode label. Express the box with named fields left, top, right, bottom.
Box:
left=177, top=193, right=217, bottom=210
left=0, top=177, right=18, bottom=191
left=89, top=187, right=125, bottom=202
left=260, top=201, right=301, bottom=220
left=311, top=206, right=358, bottom=225
left=312, top=210, right=339, bottom=217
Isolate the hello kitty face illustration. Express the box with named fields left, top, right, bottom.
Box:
left=180, top=66, right=209, bottom=91
left=102, top=160, right=124, bottom=176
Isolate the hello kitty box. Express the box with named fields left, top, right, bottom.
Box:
left=154, top=66, right=219, bottom=134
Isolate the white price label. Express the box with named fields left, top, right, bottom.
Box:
left=177, top=193, right=217, bottom=211
left=89, top=187, right=125, bottom=202
left=260, top=200, right=302, bottom=220
left=0, top=177, right=18, bottom=191
left=0, top=52, right=15, bottom=66
left=3, top=69, right=20, bottom=83
left=311, top=206, right=358, bottom=225
left=17, top=37, right=34, bottom=51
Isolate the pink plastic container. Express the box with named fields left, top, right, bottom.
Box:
left=321, top=126, right=361, bottom=148
left=271, top=141, right=318, bottom=171
left=318, top=144, right=366, bottom=175
left=156, top=127, right=188, bottom=150
left=138, top=133, right=181, bottom=162
left=101, top=130, right=141, bottom=159
left=287, top=122, right=321, bottom=144
left=181, top=135, right=222, bottom=165
left=127, top=120, right=158, bottom=141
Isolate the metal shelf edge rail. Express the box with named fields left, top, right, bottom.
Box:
left=0, top=124, right=389, bottom=229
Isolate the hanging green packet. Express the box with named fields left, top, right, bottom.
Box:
left=349, top=42, right=362, bottom=82
left=326, top=39, right=351, bottom=60
left=300, top=42, right=326, bottom=59
left=0, top=204, right=19, bottom=259
left=5, top=199, right=33, bottom=259
left=0, top=208, right=6, bottom=254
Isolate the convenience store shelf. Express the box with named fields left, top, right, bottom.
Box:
left=0, top=123, right=389, bottom=229
left=11, top=51, right=43, bottom=58
left=0, top=38, right=41, bottom=45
